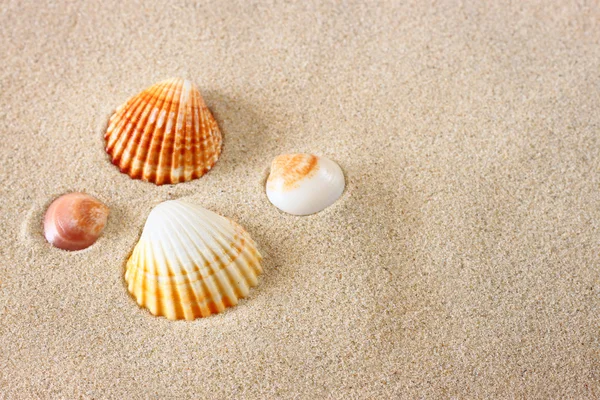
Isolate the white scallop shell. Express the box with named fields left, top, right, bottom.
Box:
left=266, top=154, right=345, bottom=215
left=125, top=199, right=262, bottom=320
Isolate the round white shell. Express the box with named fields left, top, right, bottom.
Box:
left=266, top=154, right=345, bottom=216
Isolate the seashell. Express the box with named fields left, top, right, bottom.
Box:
left=125, top=199, right=263, bottom=320
left=266, top=154, right=345, bottom=215
left=43, top=193, right=110, bottom=251
left=105, top=78, right=222, bottom=185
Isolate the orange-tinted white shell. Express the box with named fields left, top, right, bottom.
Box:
left=125, top=199, right=263, bottom=320
left=105, top=78, right=222, bottom=185
left=43, top=193, right=109, bottom=251
left=266, top=154, right=345, bottom=215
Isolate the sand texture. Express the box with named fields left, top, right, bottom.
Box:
left=1, top=1, right=599, bottom=398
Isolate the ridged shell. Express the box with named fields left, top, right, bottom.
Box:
left=266, top=154, right=345, bottom=215
left=105, top=78, right=222, bottom=185
left=125, top=199, right=263, bottom=320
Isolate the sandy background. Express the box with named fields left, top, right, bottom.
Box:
left=1, top=1, right=599, bottom=398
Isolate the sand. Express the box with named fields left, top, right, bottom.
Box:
left=0, top=1, right=599, bottom=398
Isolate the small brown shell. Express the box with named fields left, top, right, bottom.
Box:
left=104, top=78, right=222, bottom=185
left=43, top=193, right=109, bottom=251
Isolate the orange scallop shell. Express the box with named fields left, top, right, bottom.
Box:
left=104, top=78, right=222, bottom=185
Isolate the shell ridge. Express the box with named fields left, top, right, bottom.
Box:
left=188, top=203, right=240, bottom=242
left=123, top=82, right=172, bottom=177
left=170, top=204, right=233, bottom=313
left=201, top=103, right=220, bottom=174
left=168, top=203, right=238, bottom=311
left=201, top=83, right=221, bottom=169
left=189, top=214, right=242, bottom=308
left=131, top=241, right=147, bottom=308
left=182, top=83, right=196, bottom=181
left=116, top=93, right=159, bottom=171
left=138, top=81, right=176, bottom=182
left=135, top=241, right=150, bottom=307
left=127, top=251, right=141, bottom=298
left=167, top=202, right=214, bottom=276
left=157, top=214, right=187, bottom=319
left=106, top=87, right=151, bottom=144
left=191, top=208, right=237, bottom=245
left=234, top=250, right=259, bottom=288
left=125, top=218, right=162, bottom=315
left=144, top=226, right=165, bottom=306
left=186, top=89, right=198, bottom=180
left=156, top=80, right=186, bottom=184
left=166, top=204, right=231, bottom=315
left=185, top=210, right=247, bottom=271
left=144, top=234, right=163, bottom=315
left=174, top=80, right=193, bottom=183
left=128, top=82, right=174, bottom=177
left=169, top=82, right=190, bottom=182
left=170, top=234, right=208, bottom=321
left=224, top=248, right=254, bottom=295
left=207, top=107, right=220, bottom=171
left=109, top=82, right=168, bottom=166
left=152, top=214, right=176, bottom=319
left=198, top=213, right=262, bottom=293
left=188, top=87, right=201, bottom=180
left=150, top=259, right=162, bottom=317
left=125, top=239, right=140, bottom=282
left=195, top=211, right=262, bottom=281
left=106, top=92, right=150, bottom=158
left=199, top=214, right=257, bottom=293
left=143, top=82, right=180, bottom=183
left=197, top=93, right=209, bottom=177
left=173, top=202, right=227, bottom=243
left=161, top=202, right=200, bottom=268
left=171, top=208, right=223, bottom=317
left=125, top=240, right=139, bottom=288
left=243, top=244, right=264, bottom=275
left=200, top=216, right=248, bottom=266
left=219, top=256, right=247, bottom=299
left=197, top=89, right=211, bottom=178
left=161, top=213, right=203, bottom=320
left=196, top=94, right=213, bottom=178
left=236, top=243, right=263, bottom=282
left=178, top=89, right=191, bottom=181
left=136, top=202, right=249, bottom=279
left=162, top=204, right=213, bottom=318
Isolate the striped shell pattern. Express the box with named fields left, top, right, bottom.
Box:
left=105, top=78, right=222, bottom=185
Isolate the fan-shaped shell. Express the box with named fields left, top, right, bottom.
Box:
left=125, top=199, right=263, bottom=320
left=105, top=78, right=222, bottom=185
left=266, top=154, right=345, bottom=215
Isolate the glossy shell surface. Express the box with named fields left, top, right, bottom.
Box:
left=266, top=154, right=345, bottom=215
left=43, top=193, right=109, bottom=251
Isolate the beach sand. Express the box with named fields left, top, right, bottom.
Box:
left=1, top=1, right=599, bottom=398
